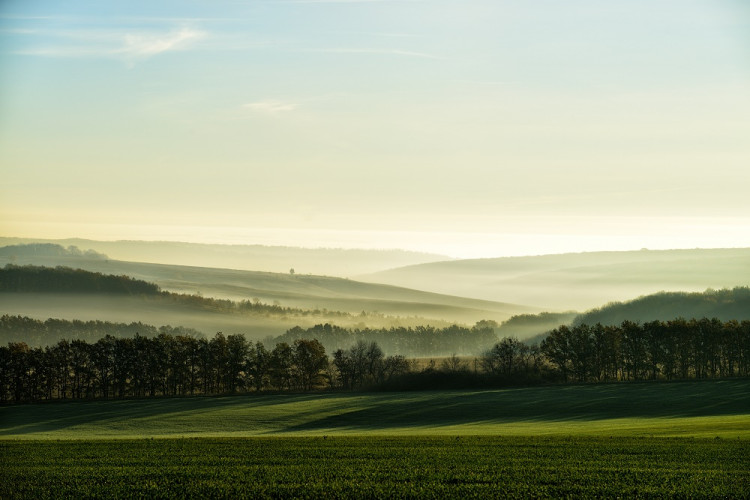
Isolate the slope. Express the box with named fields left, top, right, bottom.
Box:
left=361, top=248, right=750, bottom=311
left=0, top=237, right=450, bottom=276
left=2, top=379, right=748, bottom=439
left=0, top=249, right=533, bottom=331
left=572, top=287, right=750, bottom=326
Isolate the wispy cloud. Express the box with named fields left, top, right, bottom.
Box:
left=243, top=100, right=298, bottom=113
left=305, top=47, right=439, bottom=59
left=278, top=0, right=410, bottom=3
left=459, top=80, right=516, bottom=87
left=117, top=27, right=206, bottom=58
left=11, top=25, right=206, bottom=61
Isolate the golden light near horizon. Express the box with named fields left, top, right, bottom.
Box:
left=1, top=0, right=749, bottom=257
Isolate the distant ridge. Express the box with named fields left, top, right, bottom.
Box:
left=0, top=248, right=532, bottom=331
left=573, top=287, right=750, bottom=326
left=509, top=286, right=750, bottom=345
left=361, top=247, right=750, bottom=311
left=0, top=237, right=451, bottom=277
left=0, top=243, right=107, bottom=260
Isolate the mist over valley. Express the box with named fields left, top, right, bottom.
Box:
left=2, top=243, right=749, bottom=353
left=362, top=247, right=750, bottom=311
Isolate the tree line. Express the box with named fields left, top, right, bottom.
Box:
left=2, top=317, right=748, bottom=403
left=0, top=332, right=410, bottom=403
left=0, top=316, right=497, bottom=357
left=539, top=318, right=750, bottom=382
left=383, top=317, right=750, bottom=389
left=0, top=315, right=202, bottom=347
left=0, top=243, right=108, bottom=260
left=276, top=322, right=498, bottom=357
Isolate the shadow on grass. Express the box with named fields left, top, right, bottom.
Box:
left=1, top=379, right=748, bottom=436
left=280, top=379, right=750, bottom=433
left=0, top=392, right=327, bottom=436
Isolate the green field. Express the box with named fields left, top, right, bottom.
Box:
left=3, top=436, right=748, bottom=498
left=2, top=379, right=749, bottom=439
left=2, top=379, right=748, bottom=498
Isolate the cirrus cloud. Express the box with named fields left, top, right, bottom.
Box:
left=117, top=27, right=206, bottom=58
left=242, top=100, right=298, bottom=113
left=11, top=25, right=206, bottom=61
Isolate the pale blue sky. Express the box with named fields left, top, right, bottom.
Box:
left=1, top=0, right=749, bottom=257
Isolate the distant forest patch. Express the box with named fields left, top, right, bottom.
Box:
left=0, top=265, right=158, bottom=295
left=0, top=243, right=107, bottom=261
left=0, top=316, right=496, bottom=358
left=499, top=287, right=750, bottom=344
left=573, top=287, right=750, bottom=326
left=273, top=323, right=497, bottom=358
left=0, top=315, right=204, bottom=346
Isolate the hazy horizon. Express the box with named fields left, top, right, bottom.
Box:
left=4, top=223, right=750, bottom=261
left=2, top=1, right=749, bottom=259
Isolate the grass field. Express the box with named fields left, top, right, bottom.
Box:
left=3, top=436, right=748, bottom=498
left=2, top=379, right=748, bottom=498
left=2, top=379, right=749, bottom=439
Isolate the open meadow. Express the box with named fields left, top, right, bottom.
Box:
left=3, top=379, right=749, bottom=439
left=3, top=436, right=748, bottom=498
left=2, top=379, right=748, bottom=497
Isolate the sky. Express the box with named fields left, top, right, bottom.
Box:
left=1, top=0, right=749, bottom=258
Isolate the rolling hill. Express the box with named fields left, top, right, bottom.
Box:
left=361, top=248, right=750, bottom=311
left=3, top=379, right=748, bottom=439
left=5, top=243, right=748, bottom=345
left=0, top=247, right=534, bottom=338
left=572, top=287, right=750, bottom=326
left=0, top=237, right=450, bottom=276
left=510, top=286, right=750, bottom=345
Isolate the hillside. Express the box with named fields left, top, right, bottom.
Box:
left=2, top=379, right=748, bottom=438
left=0, top=293, right=333, bottom=340
left=0, top=247, right=531, bottom=324
left=0, top=258, right=532, bottom=341
left=361, top=248, right=750, bottom=311
left=0, top=265, right=354, bottom=339
left=0, top=238, right=450, bottom=277
left=0, top=264, right=159, bottom=295
left=573, top=287, right=750, bottom=326
left=511, top=286, right=750, bottom=345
